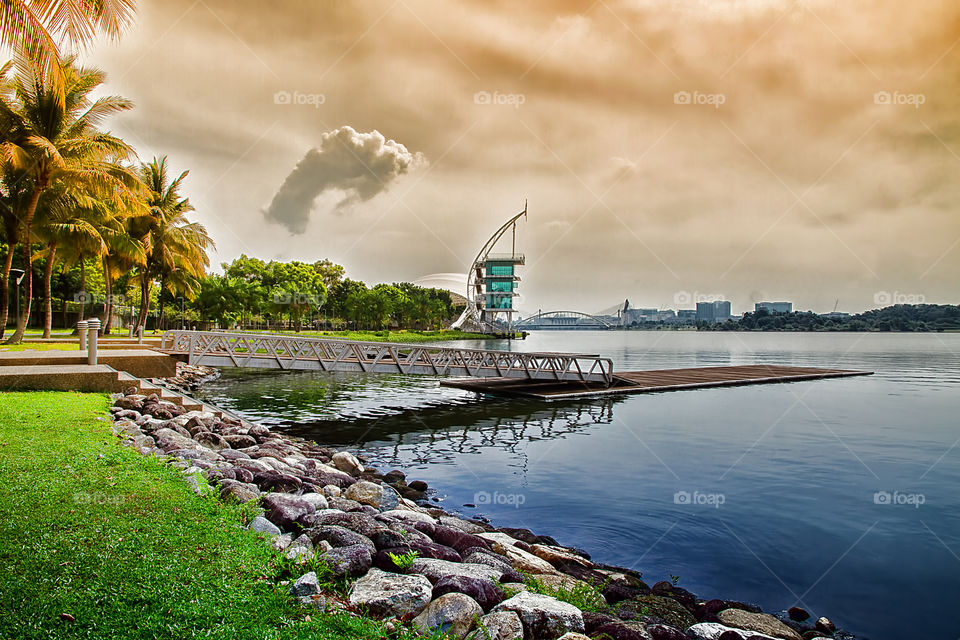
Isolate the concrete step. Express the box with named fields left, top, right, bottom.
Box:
left=0, top=364, right=123, bottom=392
left=116, top=371, right=221, bottom=417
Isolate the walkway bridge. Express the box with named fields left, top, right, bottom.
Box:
left=514, top=311, right=616, bottom=330
left=158, top=330, right=616, bottom=385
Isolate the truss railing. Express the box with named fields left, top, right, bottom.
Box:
left=158, top=330, right=615, bottom=385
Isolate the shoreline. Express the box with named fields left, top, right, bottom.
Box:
left=106, top=362, right=856, bottom=640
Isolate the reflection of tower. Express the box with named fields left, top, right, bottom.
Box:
left=452, top=203, right=527, bottom=333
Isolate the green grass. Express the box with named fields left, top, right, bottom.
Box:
left=236, top=329, right=494, bottom=343
left=520, top=573, right=610, bottom=613
left=0, top=342, right=81, bottom=351
left=0, top=391, right=418, bottom=640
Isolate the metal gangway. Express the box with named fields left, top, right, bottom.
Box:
left=157, top=330, right=615, bottom=385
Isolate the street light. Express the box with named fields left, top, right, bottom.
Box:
left=9, top=268, right=25, bottom=330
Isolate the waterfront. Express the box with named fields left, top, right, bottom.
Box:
left=195, top=331, right=960, bottom=639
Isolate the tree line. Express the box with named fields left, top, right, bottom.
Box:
left=698, top=304, right=960, bottom=332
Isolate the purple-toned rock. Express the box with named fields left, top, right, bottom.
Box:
left=492, top=591, right=585, bottom=639
left=260, top=493, right=314, bottom=531
left=348, top=568, right=432, bottom=618
left=223, top=434, right=257, bottom=449
left=413, top=592, right=483, bottom=638
left=433, top=574, right=505, bottom=612
left=592, top=621, right=653, bottom=640
left=252, top=471, right=302, bottom=493
left=317, top=543, right=372, bottom=577
left=308, top=525, right=375, bottom=553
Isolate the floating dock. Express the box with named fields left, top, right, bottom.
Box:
left=440, top=364, right=873, bottom=400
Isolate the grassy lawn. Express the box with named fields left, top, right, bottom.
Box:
left=0, top=392, right=406, bottom=640
left=0, top=342, right=81, bottom=352
left=234, top=329, right=494, bottom=343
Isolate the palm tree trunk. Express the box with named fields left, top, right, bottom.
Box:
left=136, top=273, right=150, bottom=331
left=102, top=261, right=113, bottom=334
left=78, top=258, right=86, bottom=322
left=0, top=244, right=14, bottom=340
left=6, top=187, right=42, bottom=344
left=43, top=244, right=57, bottom=338
left=158, top=274, right=166, bottom=331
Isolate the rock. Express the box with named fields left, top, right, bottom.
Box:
left=685, top=623, right=778, bottom=640
left=409, top=480, right=428, bottom=491
left=582, top=611, right=619, bottom=634
left=645, top=623, right=688, bottom=640
left=308, top=525, right=376, bottom=553
left=716, top=609, right=802, bottom=640
left=787, top=607, right=809, bottom=622
left=153, top=428, right=201, bottom=452
left=252, top=471, right=302, bottom=493
left=498, top=542, right=559, bottom=575
left=384, top=469, right=406, bottom=483
left=462, top=550, right=524, bottom=583
left=493, top=591, right=585, bottom=639
left=531, top=544, right=592, bottom=568
left=348, top=567, right=433, bottom=618
left=381, top=509, right=436, bottom=526
left=343, top=480, right=384, bottom=507
left=316, top=543, right=372, bottom=577
left=814, top=618, right=834, bottom=634
left=248, top=515, right=281, bottom=536
left=410, top=558, right=504, bottom=584
left=412, top=592, right=483, bottom=638
left=223, top=434, right=257, bottom=449
left=431, top=525, right=492, bottom=555
left=322, top=484, right=342, bottom=498
left=592, top=621, right=653, bottom=640
left=193, top=431, right=229, bottom=450
left=466, top=611, right=524, bottom=640
left=302, top=510, right=382, bottom=537
left=533, top=574, right=606, bottom=610
left=617, top=596, right=695, bottom=631
left=114, top=396, right=144, bottom=410
left=270, top=534, right=293, bottom=551
left=557, top=634, right=592, bottom=640
left=218, top=479, right=260, bottom=504
left=260, top=493, right=315, bottom=531
left=332, top=451, right=364, bottom=475
left=439, top=515, right=486, bottom=534
left=232, top=467, right=255, bottom=483
left=291, top=571, right=320, bottom=596
left=300, top=492, right=329, bottom=511
left=433, top=574, right=506, bottom=612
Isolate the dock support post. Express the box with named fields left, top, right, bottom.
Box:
left=77, top=320, right=88, bottom=351
left=87, top=318, right=100, bottom=366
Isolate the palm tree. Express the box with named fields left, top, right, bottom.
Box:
left=0, top=0, right=136, bottom=95
left=127, top=157, right=213, bottom=332
left=0, top=56, right=135, bottom=343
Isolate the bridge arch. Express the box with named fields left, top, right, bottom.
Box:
left=514, top=310, right=615, bottom=329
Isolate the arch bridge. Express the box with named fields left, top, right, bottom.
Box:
left=514, top=311, right=616, bottom=330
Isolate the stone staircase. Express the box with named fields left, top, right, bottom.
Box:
left=115, top=371, right=224, bottom=416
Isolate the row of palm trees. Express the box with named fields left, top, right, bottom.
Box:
left=0, top=56, right=213, bottom=343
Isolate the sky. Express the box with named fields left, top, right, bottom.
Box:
left=87, top=0, right=960, bottom=315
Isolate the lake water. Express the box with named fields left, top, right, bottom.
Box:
left=195, top=332, right=960, bottom=639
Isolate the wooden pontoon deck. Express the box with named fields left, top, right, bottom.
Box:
left=440, top=364, right=872, bottom=400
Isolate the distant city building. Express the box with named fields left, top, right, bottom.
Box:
left=821, top=311, right=850, bottom=319
left=623, top=307, right=660, bottom=325
left=696, top=301, right=732, bottom=323
left=755, top=301, right=793, bottom=314
left=677, top=309, right=697, bottom=322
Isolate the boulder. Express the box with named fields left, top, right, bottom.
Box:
left=466, top=611, right=524, bottom=640
left=308, top=525, right=376, bottom=553
left=645, top=623, right=688, bottom=640
left=462, top=550, right=524, bottom=583
left=381, top=509, right=436, bottom=526
left=412, top=592, right=483, bottom=638
left=582, top=611, right=619, bottom=634
left=531, top=544, right=592, bottom=568
left=252, top=471, right=302, bottom=493
left=433, top=574, right=506, bottom=612
left=617, top=596, right=695, bottom=630
left=493, top=591, right=585, bottom=639
left=343, top=480, right=385, bottom=507
left=193, top=431, right=229, bottom=451
left=248, top=515, right=281, bottom=536
left=716, top=609, right=802, bottom=640
left=439, top=515, right=486, bottom=534
left=260, top=493, right=315, bottom=531
left=815, top=618, right=835, bottom=635
left=300, top=492, right=329, bottom=511
left=223, top=434, right=257, bottom=449
left=491, top=540, right=558, bottom=575
left=301, top=510, right=383, bottom=537
left=431, top=525, right=492, bottom=555
left=786, top=607, right=809, bottom=622
left=591, top=621, right=654, bottom=640
left=410, top=558, right=504, bottom=584
left=348, top=567, right=433, bottom=618
left=533, top=574, right=606, bottom=610
left=316, top=543, right=372, bottom=577
left=218, top=479, right=260, bottom=504
left=153, top=428, right=201, bottom=453
left=331, top=451, right=364, bottom=475
left=290, top=571, right=320, bottom=597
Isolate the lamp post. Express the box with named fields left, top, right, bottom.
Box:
left=9, top=269, right=25, bottom=331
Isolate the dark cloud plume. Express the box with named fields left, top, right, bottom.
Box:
left=264, top=126, right=425, bottom=234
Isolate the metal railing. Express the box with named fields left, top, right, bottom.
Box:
left=158, top=330, right=615, bottom=385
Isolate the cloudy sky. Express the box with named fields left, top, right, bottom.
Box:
left=88, top=0, right=960, bottom=314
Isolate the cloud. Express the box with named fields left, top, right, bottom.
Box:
left=264, top=126, right=426, bottom=234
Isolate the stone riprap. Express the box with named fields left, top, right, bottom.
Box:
left=106, top=382, right=853, bottom=640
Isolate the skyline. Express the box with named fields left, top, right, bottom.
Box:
left=85, top=0, right=960, bottom=315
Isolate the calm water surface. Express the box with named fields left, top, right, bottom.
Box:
left=195, top=332, right=960, bottom=639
